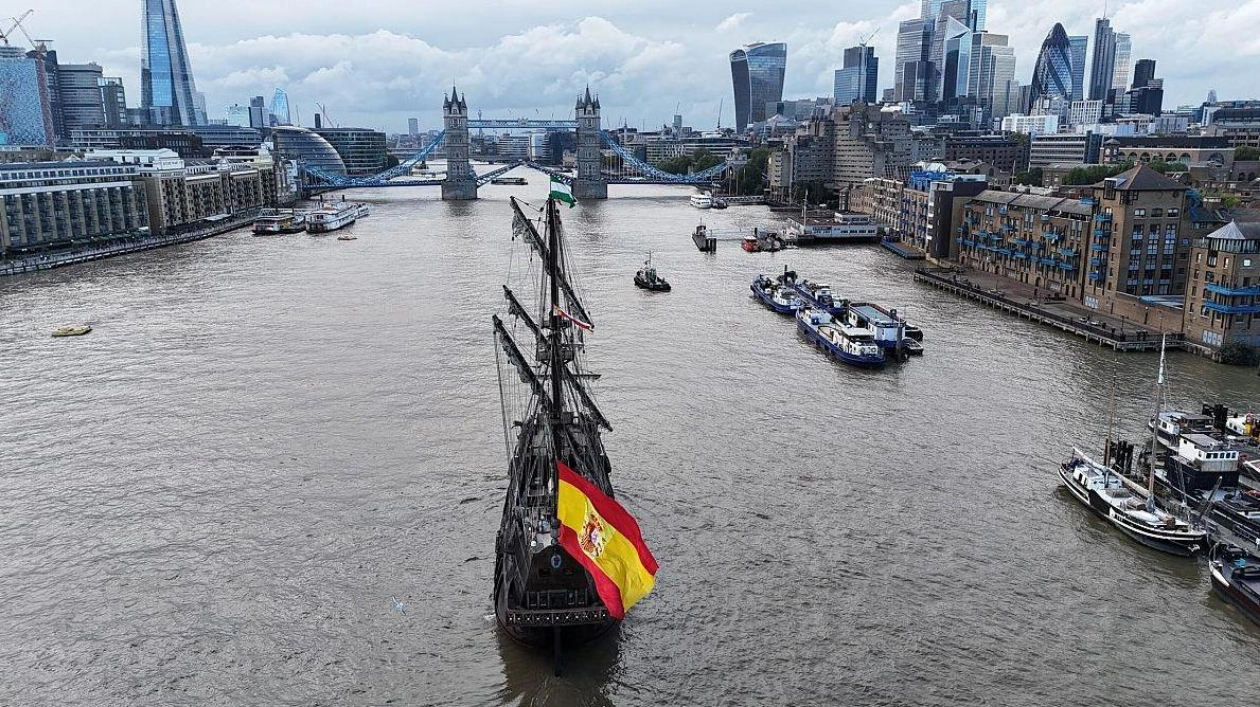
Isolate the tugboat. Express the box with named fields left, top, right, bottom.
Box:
left=492, top=196, right=658, bottom=662
left=633, top=252, right=671, bottom=292
left=796, top=308, right=886, bottom=368
left=750, top=274, right=804, bottom=315
left=1211, top=544, right=1260, bottom=626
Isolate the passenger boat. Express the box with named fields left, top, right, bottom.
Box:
left=691, top=223, right=717, bottom=252
left=307, top=200, right=369, bottom=234
left=252, top=209, right=306, bottom=235
left=839, top=303, right=908, bottom=352
left=492, top=195, right=657, bottom=656
left=491, top=177, right=529, bottom=186
left=1150, top=410, right=1217, bottom=452
left=710, top=196, right=728, bottom=210
left=1211, top=545, right=1260, bottom=626
left=1058, top=339, right=1207, bottom=557
left=633, top=252, right=671, bottom=292
left=750, top=274, right=804, bottom=315
left=796, top=308, right=885, bottom=368
left=779, top=270, right=846, bottom=315
left=690, top=192, right=713, bottom=209
left=51, top=324, right=91, bottom=337
left=741, top=229, right=785, bottom=253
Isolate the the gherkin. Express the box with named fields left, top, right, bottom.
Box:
left=1029, top=23, right=1074, bottom=106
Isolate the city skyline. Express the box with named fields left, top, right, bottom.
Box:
left=8, top=0, right=1259, bottom=132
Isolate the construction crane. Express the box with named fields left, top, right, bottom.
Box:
left=856, top=28, right=880, bottom=103
left=0, top=10, right=33, bottom=47
left=314, top=102, right=336, bottom=128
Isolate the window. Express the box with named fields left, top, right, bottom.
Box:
left=1246, top=259, right=1253, bottom=267
left=1152, top=208, right=1163, bottom=217
left=1134, top=208, right=1147, bottom=217
left=1168, top=208, right=1180, bottom=217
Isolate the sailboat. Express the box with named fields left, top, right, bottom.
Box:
left=1058, top=336, right=1207, bottom=556
left=492, top=196, right=658, bottom=657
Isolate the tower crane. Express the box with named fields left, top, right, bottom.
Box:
left=0, top=10, right=33, bottom=47
left=856, top=28, right=880, bottom=103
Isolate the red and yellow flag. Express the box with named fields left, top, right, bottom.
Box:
left=556, top=461, right=658, bottom=620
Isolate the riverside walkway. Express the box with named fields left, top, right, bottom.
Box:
left=914, top=266, right=1179, bottom=352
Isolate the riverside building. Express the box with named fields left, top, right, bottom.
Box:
left=0, top=161, right=148, bottom=257
left=1182, top=217, right=1260, bottom=353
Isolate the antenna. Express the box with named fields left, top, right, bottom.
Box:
left=717, top=97, right=723, bottom=130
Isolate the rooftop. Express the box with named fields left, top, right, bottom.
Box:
left=1096, top=164, right=1187, bottom=192
left=970, top=190, right=1093, bottom=216
left=1206, top=219, right=1260, bottom=242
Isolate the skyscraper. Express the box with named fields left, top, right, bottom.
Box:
left=1132, top=59, right=1156, bottom=90
left=248, top=96, right=267, bottom=129
left=1088, top=18, right=1116, bottom=102
left=407, top=118, right=419, bottom=137
left=270, top=88, right=291, bottom=126
left=834, top=45, right=878, bottom=105
left=1067, top=36, right=1087, bottom=102
left=968, top=32, right=1017, bottom=119
left=99, top=77, right=128, bottom=128
left=1030, top=24, right=1074, bottom=107
left=1111, top=34, right=1132, bottom=95
left=0, top=46, right=56, bottom=146
left=729, top=42, right=787, bottom=132
left=895, top=0, right=987, bottom=105
left=141, top=0, right=202, bottom=126
left=895, top=18, right=932, bottom=102
left=57, top=63, right=106, bottom=133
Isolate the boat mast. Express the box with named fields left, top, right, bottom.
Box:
left=1146, top=335, right=1168, bottom=506
left=546, top=197, right=565, bottom=467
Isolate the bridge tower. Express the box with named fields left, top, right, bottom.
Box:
left=573, top=87, right=608, bottom=200
left=441, top=86, right=477, bottom=201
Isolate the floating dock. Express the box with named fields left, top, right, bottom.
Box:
left=881, top=239, right=926, bottom=260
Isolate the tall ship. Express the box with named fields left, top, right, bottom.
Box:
left=492, top=196, right=657, bottom=657
left=252, top=209, right=306, bottom=235
left=307, top=199, right=370, bottom=234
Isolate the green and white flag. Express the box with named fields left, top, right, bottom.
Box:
left=550, top=176, right=577, bottom=208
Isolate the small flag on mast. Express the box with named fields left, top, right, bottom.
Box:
left=550, top=176, right=577, bottom=208
left=553, top=304, right=593, bottom=332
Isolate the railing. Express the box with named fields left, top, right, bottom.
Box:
left=1206, top=283, right=1260, bottom=296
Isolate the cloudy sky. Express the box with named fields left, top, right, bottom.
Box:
left=16, top=0, right=1260, bottom=133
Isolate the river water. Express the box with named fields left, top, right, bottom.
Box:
left=2, top=174, right=1259, bottom=706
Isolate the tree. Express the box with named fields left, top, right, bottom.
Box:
left=1014, top=168, right=1044, bottom=187
left=1236, top=146, right=1260, bottom=161
left=733, top=148, right=773, bottom=196
left=1063, top=162, right=1134, bottom=186
left=1219, top=342, right=1260, bottom=366
left=691, top=148, right=723, bottom=172
left=384, top=154, right=400, bottom=169
left=1148, top=160, right=1188, bottom=174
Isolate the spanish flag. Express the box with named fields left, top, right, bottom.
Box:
left=556, top=461, right=658, bottom=620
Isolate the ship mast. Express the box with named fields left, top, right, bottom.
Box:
left=546, top=196, right=565, bottom=469
left=1146, top=334, right=1168, bottom=508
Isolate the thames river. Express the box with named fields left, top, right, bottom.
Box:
left=2, top=174, right=1259, bottom=706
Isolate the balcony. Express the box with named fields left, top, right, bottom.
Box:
left=1206, top=283, right=1260, bottom=296
left=1090, top=272, right=1105, bottom=282
left=1061, top=248, right=1077, bottom=257
left=1094, top=228, right=1110, bottom=237
left=1060, top=262, right=1077, bottom=271
left=1205, top=301, right=1260, bottom=315
left=1090, top=257, right=1105, bottom=267
left=1091, top=243, right=1110, bottom=252
left=1094, top=213, right=1113, bottom=222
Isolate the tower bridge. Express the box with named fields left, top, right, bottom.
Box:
left=298, top=87, right=733, bottom=199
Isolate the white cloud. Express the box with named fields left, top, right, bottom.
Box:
left=716, top=13, right=754, bottom=33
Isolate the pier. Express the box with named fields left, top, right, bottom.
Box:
left=0, top=211, right=260, bottom=278
left=914, top=267, right=1178, bottom=352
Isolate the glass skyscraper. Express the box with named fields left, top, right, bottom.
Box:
left=0, top=46, right=55, bottom=146
left=1030, top=23, right=1074, bottom=105
left=141, top=0, right=202, bottom=126
left=834, top=46, right=878, bottom=105
left=1088, top=17, right=1117, bottom=102
left=1111, top=33, right=1132, bottom=93
left=270, top=88, right=291, bottom=126
left=729, top=42, right=787, bottom=132
left=1068, top=36, right=1088, bottom=102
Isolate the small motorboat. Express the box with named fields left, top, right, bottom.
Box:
left=337, top=235, right=358, bottom=241
left=52, top=325, right=92, bottom=337
left=901, top=338, right=925, bottom=356
left=634, top=253, right=671, bottom=292
left=1211, top=544, right=1260, bottom=626
left=710, top=196, right=728, bottom=210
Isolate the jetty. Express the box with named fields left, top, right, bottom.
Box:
left=914, top=267, right=1178, bottom=352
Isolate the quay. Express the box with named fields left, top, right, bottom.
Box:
left=880, top=238, right=927, bottom=260
left=0, top=210, right=260, bottom=278
left=914, top=267, right=1178, bottom=352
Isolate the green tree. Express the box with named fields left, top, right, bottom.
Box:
left=1236, top=146, right=1260, bottom=161
left=734, top=148, right=773, bottom=196
left=1219, top=342, right=1260, bottom=366
left=690, top=148, right=723, bottom=172
left=655, top=155, right=694, bottom=174
left=384, top=154, right=400, bottom=169
left=1014, top=168, right=1044, bottom=187
left=1063, top=162, right=1134, bottom=186
left=1148, top=160, right=1188, bottom=174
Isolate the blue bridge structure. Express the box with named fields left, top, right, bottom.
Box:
left=298, top=87, right=733, bottom=199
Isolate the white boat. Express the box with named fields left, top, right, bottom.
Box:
left=307, top=200, right=368, bottom=234
left=252, top=209, right=306, bottom=235
left=690, top=192, right=713, bottom=209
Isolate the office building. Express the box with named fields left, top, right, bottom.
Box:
left=730, top=42, right=788, bottom=132
left=1124, top=60, right=1164, bottom=117
left=248, top=96, right=267, bottom=129
left=945, top=134, right=1027, bottom=173
left=100, top=77, right=128, bottom=128
left=271, top=126, right=347, bottom=176
left=1029, top=132, right=1103, bottom=169
left=1112, top=34, right=1132, bottom=92
left=1088, top=18, right=1117, bottom=102
left=895, top=1, right=988, bottom=107
left=1029, top=24, right=1074, bottom=108
left=1069, top=100, right=1105, bottom=127
left=1000, top=113, right=1059, bottom=136
left=1132, top=59, right=1156, bottom=90
left=408, top=118, right=419, bottom=137
left=1068, top=36, right=1088, bottom=102
left=57, top=63, right=106, bottom=132
left=140, top=0, right=203, bottom=126
left=313, top=128, right=388, bottom=176
left=0, top=47, right=56, bottom=146
left=0, top=160, right=149, bottom=256
left=1101, top=136, right=1232, bottom=167
left=834, top=45, right=878, bottom=105
left=1183, top=217, right=1260, bottom=352
left=270, top=88, right=291, bottom=126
